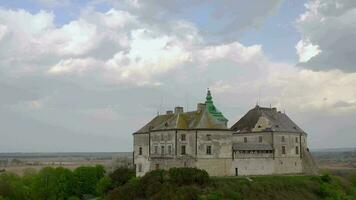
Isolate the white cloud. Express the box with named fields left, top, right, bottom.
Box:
left=198, top=42, right=264, bottom=65
left=105, top=29, right=191, bottom=85
left=0, top=24, right=7, bottom=41
left=48, top=58, right=99, bottom=75
left=296, top=38, right=321, bottom=62
left=296, top=0, right=356, bottom=71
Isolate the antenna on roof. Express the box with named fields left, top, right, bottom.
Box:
left=159, top=96, right=164, bottom=115
left=185, top=91, right=189, bottom=112
left=256, top=87, right=261, bottom=106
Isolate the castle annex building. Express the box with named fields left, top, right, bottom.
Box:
left=133, top=90, right=318, bottom=176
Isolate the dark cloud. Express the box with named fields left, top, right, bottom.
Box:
left=296, top=0, right=356, bottom=72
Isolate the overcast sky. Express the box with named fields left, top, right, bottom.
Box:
left=0, top=0, right=356, bottom=152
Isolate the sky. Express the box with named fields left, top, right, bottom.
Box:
left=0, top=0, right=356, bottom=152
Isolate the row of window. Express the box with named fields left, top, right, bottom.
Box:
left=243, top=136, right=300, bottom=143
left=139, top=145, right=298, bottom=156
left=237, top=146, right=299, bottom=155
left=237, top=150, right=273, bottom=154
left=153, top=134, right=186, bottom=141
left=281, top=146, right=299, bottom=155
left=138, top=145, right=213, bottom=155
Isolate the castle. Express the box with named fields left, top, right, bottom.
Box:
left=133, top=90, right=318, bottom=176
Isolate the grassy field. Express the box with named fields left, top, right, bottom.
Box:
left=201, top=171, right=356, bottom=200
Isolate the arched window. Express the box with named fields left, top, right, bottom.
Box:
left=139, top=147, right=142, bottom=155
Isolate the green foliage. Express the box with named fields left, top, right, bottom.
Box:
left=109, top=167, right=135, bottom=187
left=107, top=168, right=209, bottom=200
left=0, top=172, right=28, bottom=200
left=168, top=167, right=210, bottom=186
left=96, top=176, right=113, bottom=196
left=2, top=166, right=356, bottom=200
left=73, top=165, right=105, bottom=196
left=30, top=167, right=76, bottom=200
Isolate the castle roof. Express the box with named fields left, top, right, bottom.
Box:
left=134, top=90, right=228, bottom=134
left=231, top=106, right=305, bottom=134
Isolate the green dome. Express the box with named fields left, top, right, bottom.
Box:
left=205, top=89, right=228, bottom=122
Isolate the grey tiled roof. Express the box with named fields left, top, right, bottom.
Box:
left=231, top=106, right=304, bottom=134
left=134, top=108, right=228, bottom=134
left=233, top=143, right=273, bottom=151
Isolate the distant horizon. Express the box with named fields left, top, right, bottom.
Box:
left=1, top=146, right=356, bottom=154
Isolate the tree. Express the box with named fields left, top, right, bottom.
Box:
left=73, top=165, right=105, bottom=196
left=109, top=167, right=135, bottom=187
left=0, top=172, right=28, bottom=200
left=30, top=167, right=76, bottom=200
left=96, top=176, right=113, bottom=197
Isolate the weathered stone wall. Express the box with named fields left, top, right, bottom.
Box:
left=196, top=130, right=232, bottom=159
left=133, top=133, right=150, bottom=176
left=232, top=158, right=274, bottom=175
left=196, top=158, right=232, bottom=176
left=135, top=129, right=312, bottom=177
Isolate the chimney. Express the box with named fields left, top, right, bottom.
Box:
left=197, top=103, right=205, bottom=112
left=174, top=106, right=183, bottom=114
left=166, top=110, right=173, bottom=115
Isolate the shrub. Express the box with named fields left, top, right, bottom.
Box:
left=96, top=176, right=113, bottom=196
left=0, top=172, right=28, bottom=200
left=73, top=165, right=105, bottom=196
left=109, top=167, right=135, bottom=187
left=168, top=168, right=209, bottom=186
left=107, top=179, right=141, bottom=200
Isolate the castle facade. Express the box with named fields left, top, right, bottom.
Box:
left=133, top=90, right=318, bottom=176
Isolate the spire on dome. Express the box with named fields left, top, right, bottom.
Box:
left=206, top=88, right=213, bottom=103
left=204, top=89, right=228, bottom=123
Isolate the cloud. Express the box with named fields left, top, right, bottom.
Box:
left=48, top=58, right=100, bottom=75
left=296, top=0, right=356, bottom=71
left=0, top=24, right=7, bottom=41
left=197, top=42, right=264, bottom=65
left=296, top=38, right=321, bottom=62
left=1, top=2, right=356, bottom=150
left=31, top=0, right=71, bottom=7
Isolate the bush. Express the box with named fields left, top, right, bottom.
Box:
left=31, top=167, right=76, bottom=200
left=0, top=172, right=28, bottom=200
left=168, top=168, right=210, bottom=186
left=107, top=180, right=141, bottom=200
left=109, top=167, right=135, bottom=187
left=73, top=165, right=105, bottom=196
left=96, top=176, right=113, bottom=196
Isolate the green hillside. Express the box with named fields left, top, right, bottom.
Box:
left=1, top=167, right=355, bottom=200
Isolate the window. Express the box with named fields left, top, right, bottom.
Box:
left=181, top=145, right=186, bottom=155
left=259, top=136, right=262, bottom=143
left=244, top=137, right=247, bottom=143
left=295, top=146, right=299, bottom=155
left=161, top=146, right=165, bottom=155
left=281, top=136, right=285, bottom=142
left=138, top=164, right=142, bottom=172
left=154, top=146, right=158, bottom=154
left=181, top=134, right=186, bottom=141
left=282, top=146, right=286, bottom=155
left=139, top=147, right=142, bottom=155
left=206, top=145, right=212, bottom=155
left=155, top=164, right=159, bottom=170
left=296, top=137, right=298, bottom=143
left=161, top=134, right=164, bottom=141
left=206, top=134, right=211, bottom=140
left=168, top=145, right=172, bottom=154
